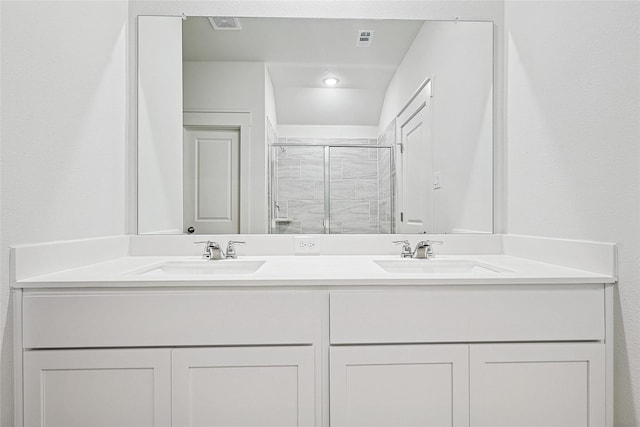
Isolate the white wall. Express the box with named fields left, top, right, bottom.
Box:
left=183, top=61, right=268, bottom=233
left=276, top=87, right=385, bottom=126
left=278, top=125, right=378, bottom=140
left=265, top=65, right=278, bottom=129
left=505, top=1, right=640, bottom=425
left=380, top=21, right=494, bottom=233
left=138, top=16, right=183, bottom=234
left=0, top=0, right=128, bottom=424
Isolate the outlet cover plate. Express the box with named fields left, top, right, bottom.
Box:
left=294, top=235, right=320, bottom=255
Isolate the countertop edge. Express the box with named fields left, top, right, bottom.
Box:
left=13, top=276, right=617, bottom=289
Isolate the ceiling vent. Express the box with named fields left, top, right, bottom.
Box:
left=356, top=30, right=374, bottom=47
left=208, top=17, right=242, bottom=31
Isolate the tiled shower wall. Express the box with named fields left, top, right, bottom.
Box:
left=329, top=144, right=380, bottom=234
left=273, top=144, right=325, bottom=234
left=272, top=138, right=393, bottom=234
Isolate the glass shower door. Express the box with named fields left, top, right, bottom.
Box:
left=271, top=144, right=393, bottom=234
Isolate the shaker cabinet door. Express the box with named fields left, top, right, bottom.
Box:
left=172, top=346, right=316, bottom=427
left=23, top=349, right=171, bottom=427
left=470, top=343, right=606, bottom=427
left=330, top=344, right=469, bottom=427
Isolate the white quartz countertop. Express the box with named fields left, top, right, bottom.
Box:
left=13, top=254, right=616, bottom=288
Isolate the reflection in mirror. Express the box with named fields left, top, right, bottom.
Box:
left=271, top=142, right=393, bottom=234
left=137, top=17, right=493, bottom=235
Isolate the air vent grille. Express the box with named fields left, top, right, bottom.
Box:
left=208, top=17, right=242, bottom=31
left=356, top=30, right=374, bottom=47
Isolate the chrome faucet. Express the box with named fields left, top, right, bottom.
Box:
left=393, top=240, right=443, bottom=259
left=225, top=241, right=246, bottom=259
left=413, top=240, right=443, bottom=259
left=195, top=241, right=225, bottom=260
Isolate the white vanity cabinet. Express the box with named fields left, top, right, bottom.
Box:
left=16, top=289, right=322, bottom=427
left=15, top=282, right=612, bottom=427
left=329, top=286, right=610, bottom=427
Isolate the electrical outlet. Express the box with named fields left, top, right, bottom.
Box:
left=294, top=235, right=320, bottom=255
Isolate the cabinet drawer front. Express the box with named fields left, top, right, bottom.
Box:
left=23, top=291, right=319, bottom=348
left=330, top=286, right=605, bottom=344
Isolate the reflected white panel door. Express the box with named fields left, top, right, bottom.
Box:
left=172, top=346, right=316, bottom=427
left=470, top=343, right=606, bottom=427
left=397, top=82, right=433, bottom=233
left=184, top=128, right=240, bottom=234
left=23, top=349, right=171, bottom=427
left=330, top=344, right=469, bottom=427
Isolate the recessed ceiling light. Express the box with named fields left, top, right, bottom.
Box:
left=322, top=77, right=339, bottom=87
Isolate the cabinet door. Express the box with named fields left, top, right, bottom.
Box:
left=172, top=346, right=316, bottom=427
left=470, top=343, right=605, bottom=427
left=23, top=349, right=171, bottom=427
left=330, top=345, right=469, bottom=427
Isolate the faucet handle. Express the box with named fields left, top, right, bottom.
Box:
left=194, top=240, right=222, bottom=249
left=393, top=240, right=413, bottom=258
left=416, top=240, right=443, bottom=247
left=225, top=240, right=246, bottom=259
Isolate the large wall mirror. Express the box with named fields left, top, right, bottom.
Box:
left=137, top=16, right=493, bottom=235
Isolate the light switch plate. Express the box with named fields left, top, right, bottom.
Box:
left=434, top=171, right=442, bottom=189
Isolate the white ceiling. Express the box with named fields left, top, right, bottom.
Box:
left=183, top=17, right=424, bottom=126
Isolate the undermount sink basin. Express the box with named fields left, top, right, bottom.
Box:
left=134, top=260, right=265, bottom=276
left=374, top=259, right=506, bottom=274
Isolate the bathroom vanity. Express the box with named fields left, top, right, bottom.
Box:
left=11, top=235, right=616, bottom=427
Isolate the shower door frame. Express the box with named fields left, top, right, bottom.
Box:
left=269, top=142, right=396, bottom=234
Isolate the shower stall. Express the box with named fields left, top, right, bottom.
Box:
left=269, top=142, right=394, bottom=234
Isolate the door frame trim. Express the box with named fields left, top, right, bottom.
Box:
left=184, top=111, right=252, bottom=233
left=395, top=80, right=433, bottom=233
